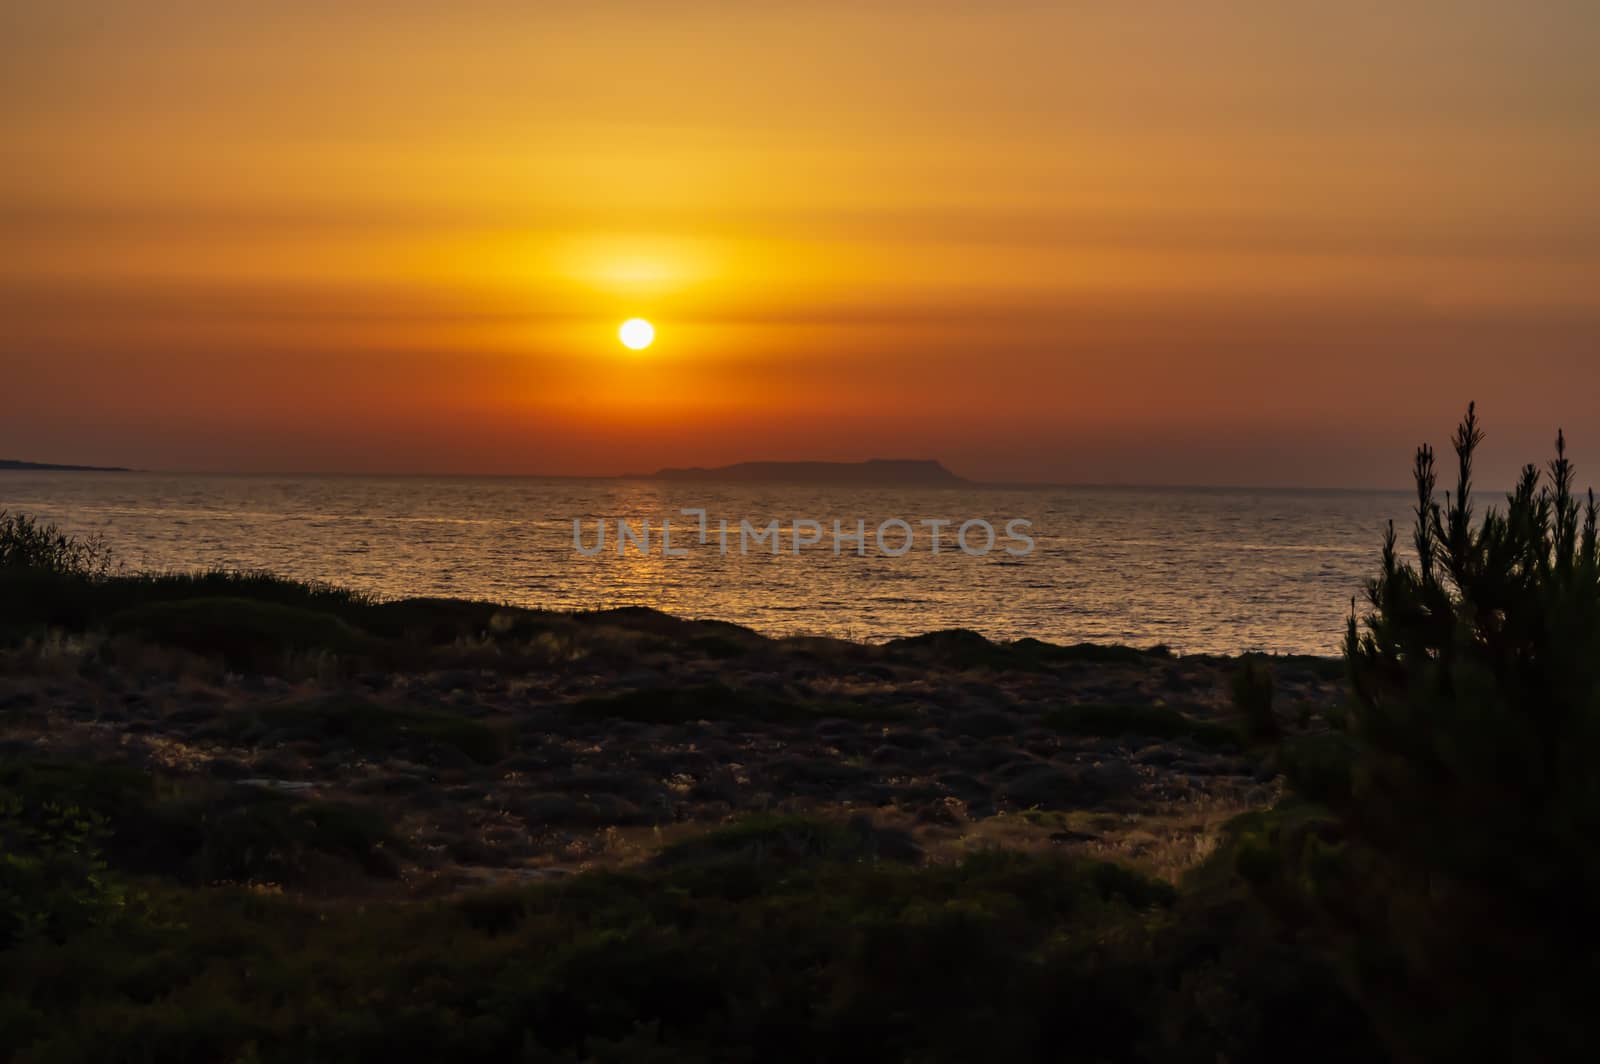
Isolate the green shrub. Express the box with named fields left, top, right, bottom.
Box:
left=0, top=793, right=128, bottom=947
left=0, top=761, right=155, bottom=947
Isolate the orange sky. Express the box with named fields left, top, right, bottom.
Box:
left=3, top=1, right=1598, bottom=486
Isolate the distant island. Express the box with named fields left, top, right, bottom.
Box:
left=630, top=458, right=969, bottom=486
left=0, top=459, right=131, bottom=472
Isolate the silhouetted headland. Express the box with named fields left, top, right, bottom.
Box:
left=0, top=458, right=131, bottom=472
left=631, top=458, right=967, bottom=486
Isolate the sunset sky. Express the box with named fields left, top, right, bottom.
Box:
left=4, top=1, right=1598, bottom=486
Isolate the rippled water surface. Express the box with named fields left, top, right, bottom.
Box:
left=1, top=472, right=1412, bottom=656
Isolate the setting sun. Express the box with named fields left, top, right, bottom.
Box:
left=619, top=318, right=655, bottom=351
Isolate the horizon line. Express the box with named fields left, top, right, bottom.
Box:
left=1, top=464, right=1419, bottom=494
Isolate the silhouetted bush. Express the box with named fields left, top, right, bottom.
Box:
left=1269, top=404, right=1600, bottom=1060
left=0, top=511, right=111, bottom=578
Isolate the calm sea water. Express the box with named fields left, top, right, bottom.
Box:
left=1, top=472, right=1412, bottom=656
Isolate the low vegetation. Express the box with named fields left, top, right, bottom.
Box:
left=0, top=768, right=1376, bottom=1062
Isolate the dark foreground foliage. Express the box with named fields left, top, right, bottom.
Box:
left=1253, top=405, right=1600, bottom=1061
left=0, top=511, right=111, bottom=579
left=0, top=755, right=1378, bottom=1064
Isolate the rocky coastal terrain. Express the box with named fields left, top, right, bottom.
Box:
left=0, top=556, right=1379, bottom=1061
left=4, top=605, right=1335, bottom=893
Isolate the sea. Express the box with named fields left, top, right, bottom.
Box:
left=0, top=471, right=1415, bottom=657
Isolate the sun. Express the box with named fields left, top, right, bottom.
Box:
left=619, top=318, right=655, bottom=350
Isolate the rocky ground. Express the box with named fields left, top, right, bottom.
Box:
left=0, top=609, right=1343, bottom=893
